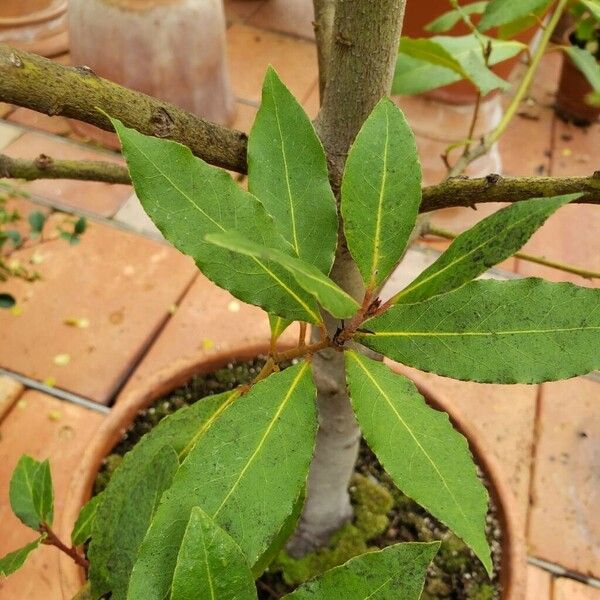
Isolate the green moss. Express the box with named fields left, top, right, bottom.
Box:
left=272, top=474, right=393, bottom=586
left=469, top=583, right=495, bottom=600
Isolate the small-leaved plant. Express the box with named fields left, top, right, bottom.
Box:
left=1, top=66, right=599, bottom=599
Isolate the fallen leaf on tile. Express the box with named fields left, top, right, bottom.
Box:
left=64, top=316, right=90, bottom=329
left=48, top=410, right=62, bottom=421
left=54, top=353, right=71, bottom=366
left=202, top=339, right=214, bottom=350
left=109, top=309, right=124, bottom=325
left=228, top=300, right=241, bottom=313
left=16, top=399, right=27, bottom=409
left=168, top=304, right=178, bottom=315
left=43, top=376, right=56, bottom=387
left=10, top=304, right=23, bottom=316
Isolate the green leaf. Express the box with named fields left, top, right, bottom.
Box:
left=398, top=36, right=510, bottom=95
left=248, top=67, right=338, bottom=274
left=479, top=0, right=552, bottom=30
left=127, top=363, right=317, bottom=600
left=283, top=542, right=440, bottom=599
left=72, top=493, right=102, bottom=546
left=341, top=98, right=421, bottom=289
left=111, top=118, right=321, bottom=324
left=393, top=35, right=525, bottom=95
left=28, top=211, right=46, bottom=234
left=167, top=506, right=257, bottom=600
left=89, top=445, right=180, bottom=600
left=206, top=231, right=359, bottom=318
left=345, top=352, right=491, bottom=572
left=357, top=279, right=600, bottom=384
left=269, top=314, right=293, bottom=343
left=32, top=459, right=53, bottom=527
left=426, top=1, right=488, bottom=33
left=580, top=0, right=600, bottom=20
left=0, top=293, right=16, bottom=309
left=392, top=193, right=580, bottom=304
left=0, top=538, right=44, bottom=577
left=9, top=455, right=53, bottom=530
left=73, top=217, right=87, bottom=236
left=565, top=46, right=600, bottom=91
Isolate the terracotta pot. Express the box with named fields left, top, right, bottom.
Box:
left=402, top=0, right=538, bottom=104
left=58, top=347, right=526, bottom=599
left=556, top=39, right=600, bottom=125
left=68, top=0, right=235, bottom=146
left=0, top=0, right=68, bottom=58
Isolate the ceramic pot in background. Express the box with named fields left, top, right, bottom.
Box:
left=68, top=0, right=236, bottom=146
left=402, top=0, right=539, bottom=104
left=0, top=0, right=68, bottom=57
left=556, top=40, right=600, bottom=125
left=58, top=348, right=526, bottom=600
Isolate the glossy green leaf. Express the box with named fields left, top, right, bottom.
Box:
left=168, top=506, right=257, bottom=600
left=28, top=211, right=46, bottom=234
left=72, top=493, right=102, bottom=546
left=111, top=118, right=321, bottom=323
left=283, top=542, right=440, bottom=599
left=206, top=231, right=359, bottom=318
left=127, top=363, right=317, bottom=600
left=426, top=1, right=488, bottom=33
left=9, top=455, right=53, bottom=530
left=0, top=537, right=44, bottom=577
left=398, top=36, right=509, bottom=94
left=392, top=193, right=580, bottom=304
left=89, top=392, right=237, bottom=599
left=248, top=67, right=337, bottom=274
left=346, top=352, right=491, bottom=572
left=580, top=0, right=600, bottom=20
left=358, top=279, right=600, bottom=384
left=341, top=98, right=421, bottom=289
left=565, top=46, right=600, bottom=91
left=89, top=445, right=180, bottom=600
left=269, top=314, right=294, bottom=343
left=479, top=0, right=551, bottom=30
left=393, top=35, right=525, bottom=95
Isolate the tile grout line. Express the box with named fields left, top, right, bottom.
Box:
left=105, top=272, right=200, bottom=407
left=528, top=556, right=600, bottom=589
left=0, top=367, right=110, bottom=414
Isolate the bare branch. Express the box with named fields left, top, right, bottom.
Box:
left=0, top=44, right=248, bottom=173
left=0, top=153, right=130, bottom=184
left=420, top=174, right=600, bottom=212
left=312, top=0, right=336, bottom=101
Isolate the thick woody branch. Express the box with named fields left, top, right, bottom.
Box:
left=420, top=174, right=600, bottom=213
left=0, top=153, right=131, bottom=184
left=0, top=44, right=248, bottom=173
left=312, top=0, right=336, bottom=100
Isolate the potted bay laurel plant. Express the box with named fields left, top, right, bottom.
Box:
left=0, top=0, right=599, bottom=598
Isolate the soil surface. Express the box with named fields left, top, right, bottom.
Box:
left=96, top=358, right=502, bottom=600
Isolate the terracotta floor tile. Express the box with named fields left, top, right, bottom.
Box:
left=554, top=578, right=600, bottom=599
left=225, top=0, right=266, bottom=24
left=0, top=221, right=197, bottom=404
left=0, top=390, right=104, bottom=600
left=7, top=108, right=73, bottom=137
left=0, top=376, right=24, bottom=421
left=248, top=0, right=316, bottom=40
left=227, top=25, right=318, bottom=103
left=525, top=565, right=552, bottom=600
left=528, top=377, right=600, bottom=577
left=113, top=193, right=161, bottom=238
left=119, top=273, right=298, bottom=399
left=2, top=133, right=131, bottom=217
left=0, top=122, right=24, bottom=150
left=0, top=195, right=51, bottom=244
left=303, top=82, right=320, bottom=120
left=551, top=119, right=599, bottom=177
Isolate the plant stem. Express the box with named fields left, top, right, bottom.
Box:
left=313, top=0, right=336, bottom=100
left=426, top=225, right=600, bottom=279
left=0, top=44, right=247, bottom=173
left=447, top=0, right=569, bottom=177
left=40, top=524, right=89, bottom=569
left=420, top=173, right=600, bottom=212
left=0, top=153, right=131, bottom=184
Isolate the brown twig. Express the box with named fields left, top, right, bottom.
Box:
left=40, top=524, right=89, bottom=569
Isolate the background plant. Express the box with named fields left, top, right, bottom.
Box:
left=0, top=0, right=599, bottom=598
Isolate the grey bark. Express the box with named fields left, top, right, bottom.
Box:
left=288, top=0, right=408, bottom=555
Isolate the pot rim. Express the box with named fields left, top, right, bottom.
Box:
left=0, top=1, right=67, bottom=27
left=58, top=348, right=526, bottom=600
